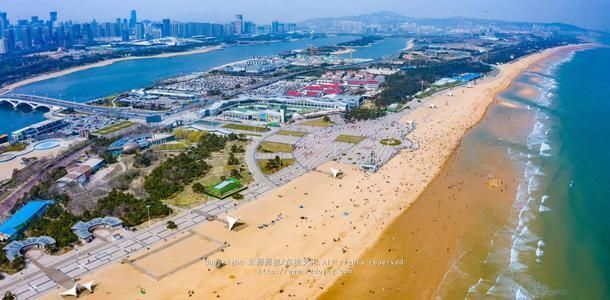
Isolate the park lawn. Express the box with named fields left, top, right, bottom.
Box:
left=257, top=159, right=295, bottom=175
left=335, top=134, right=366, bottom=144
left=95, top=121, right=134, bottom=135
left=276, top=130, right=306, bottom=137
left=222, top=123, right=270, bottom=132
left=302, top=118, right=334, bottom=127
left=0, top=142, right=27, bottom=154
left=380, top=138, right=402, bottom=146
left=155, top=142, right=188, bottom=151
left=257, top=141, right=294, bottom=153
left=165, top=141, right=252, bottom=208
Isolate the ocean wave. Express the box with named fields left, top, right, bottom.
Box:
left=539, top=142, right=552, bottom=156
left=536, top=240, right=545, bottom=263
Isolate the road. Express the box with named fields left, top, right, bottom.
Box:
left=0, top=94, right=157, bottom=119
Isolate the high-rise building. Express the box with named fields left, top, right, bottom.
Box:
left=115, top=18, right=122, bottom=37
left=129, top=10, right=137, bottom=30
left=162, top=19, right=171, bottom=37
left=21, top=26, right=32, bottom=49
left=272, top=21, right=282, bottom=34
left=83, top=23, right=93, bottom=42
left=288, top=23, right=297, bottom=32
left=234, top=14, right=244, bottom=35
left=0, top=12, right=7, bottom=38
left=0, top=38, right=6, bottom=54
left=244, top=21, right=255, bottom=34
left=135, top=22, right=145, bottom=39
left=4, top=28, right=15, bottom=52
left=50, top=11, right=58, bottom=23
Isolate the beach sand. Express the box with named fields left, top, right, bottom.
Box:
left=39, top=45, right=585, bottom=300
left=0, top=46, right=222, bottom=95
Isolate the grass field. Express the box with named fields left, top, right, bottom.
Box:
left=276, top=130, right=307, bottom=137
left=222, top=123, right=270, bottom=132
left=302, top=118, right=334, bottom=127
left=165, top=141, right=252, bottom=208
left=380, top=138, right=402, bottom=146
left=335, top=134, right=366, bottom=144
left=155, top=142, right=188, bottom=151
left=0, top=142, right=27, bottom=154
left=95, top=121, right=134, bottom=135
left=257, top=159, right=295, bottom=175
left=257, top=141, right=294, bottom=153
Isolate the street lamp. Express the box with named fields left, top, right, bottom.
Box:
left=146, top=205, right=151, bottom=226
left=75, top=248, right=80, bottom=268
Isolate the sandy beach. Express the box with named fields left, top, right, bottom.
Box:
left=37, top=45, right=586, bottom=300
left=0, top=46, right=222, bottom=95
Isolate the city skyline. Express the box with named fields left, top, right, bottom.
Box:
left=1, top=0, right=609, bottom=31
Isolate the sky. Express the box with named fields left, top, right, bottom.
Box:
left=1, top=0, right=609, bottom=31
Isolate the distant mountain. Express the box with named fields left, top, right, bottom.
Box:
left=301, top=11, right=411, bottom=27
left=300, top=11, right=592, bottom=33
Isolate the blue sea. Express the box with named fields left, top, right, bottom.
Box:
left=454, top=45, right=610, bottom=298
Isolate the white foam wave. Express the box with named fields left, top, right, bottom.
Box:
left=536, top=240, right=545, bottom=263
left=539, top=142, right=552, bottom=156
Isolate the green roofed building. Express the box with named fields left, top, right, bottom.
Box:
left=206, top=178, right=245, bottom=199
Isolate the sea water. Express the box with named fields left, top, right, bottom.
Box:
left=454, top=46, right=610, bottom=299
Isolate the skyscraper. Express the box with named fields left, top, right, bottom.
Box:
left=129, top=10, right=137, bottom=30
left=50, top=11, right=58, bottom=23
left=234, top=14, right=244, bottom=35
left=162, top=19, right=171, bottom=37
left=272, top=21, right=280, bottom=33
left=135, top=23, right=145, bottom=39
left=21, top=26, right=32, bottom=49
left=115, top=18, right=122, bottom=37
left=0, top=38, right=6, bottom=54
left=4, top=28, right=15, bottom=52
left=0, top=12, right=7, bottom=38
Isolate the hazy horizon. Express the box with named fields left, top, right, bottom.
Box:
left=1, top=0, right=609, bottom=31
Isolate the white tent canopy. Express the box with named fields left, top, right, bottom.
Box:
left=81, top=280, right=94, bottom=293
left=330, top=167, right=343, bottom=179
left=59, top=284, right=78, bottom=297
left=59, top=280, right=95, bottom=297
left=227, top=216, right=240, bottom=231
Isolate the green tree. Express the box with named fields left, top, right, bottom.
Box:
left=3, top=291, right=16, bottom=300
left=166, top=220, right=178, bottom=230
left=192, top=182, right=206, bottom=194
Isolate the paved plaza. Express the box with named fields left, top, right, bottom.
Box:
left=253, top=110, right=417, bottom=186
left=0, top=107, right=421, bottom=299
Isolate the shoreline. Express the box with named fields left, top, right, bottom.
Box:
left=0, top=45, right=223, bottom=95
left=319, top=43, right=595, bottom=298
left=36, top=44, right=589, bottom=300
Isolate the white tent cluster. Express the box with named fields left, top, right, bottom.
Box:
left=59, top=281, right=95, bottom=298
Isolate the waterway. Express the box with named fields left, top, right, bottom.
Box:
left=1, top=36, right=408, bottom=135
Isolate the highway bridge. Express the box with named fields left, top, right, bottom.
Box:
left=0, top=94, right=157, bottom=119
